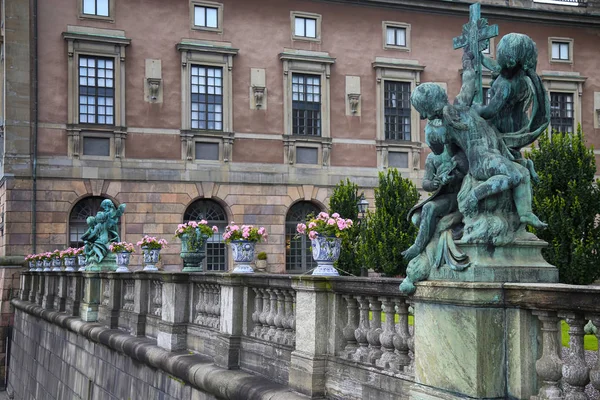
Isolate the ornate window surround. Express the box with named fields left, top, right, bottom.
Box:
left=280, top=49, right=335, bottom=166
left=190, top=0, right=224, bottom=33
left=541, top=71, right=586, bottom=133
left=63, top=26, right=130, bottom=159
left=78, top=0, right=115, bottom=22
left=177, top=40, right=238, bottom=163
left=382, top=21, right=411, bottom=52
left=373, top=57, right=425, bottom=171
left=290, top=11, right=322, bottom=43
left=548, top=37, right=574, bottom=65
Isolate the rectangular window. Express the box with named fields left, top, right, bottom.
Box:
left=550, top=92, right=574, bottom=134
left=195, top=142, right=219, bottom=160
left=191, top=65, right=223, bottom=130
left=296, top=147, right=318, bottom=164
left=294, top=17, right=317, bottom=38
left=386, top=27, right=406, bottom=47
left=552, top=42, right=570, bottom=61
left=194, top=5, right=218, bottom=28
left=388, top=151, right=408, bottom=168
left=82, top=137, right=110, bottom=156
left=82, top=0, right=109, bottom=16
left=79, top=56, right=114, bottom=125
left=384, top=81, right=411, bottom=141
left=292, top=74, right=321, bottom=136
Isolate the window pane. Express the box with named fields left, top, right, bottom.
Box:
left=295, top=17, right=305, bottom=36
left=305, top=18, right=316, bottom=38
left=386, top=28, right=395, bottom=45
left=396, top=28, right=406, bottom=46
left=191, top=66, right=223, bottom=131
left=388, top=152, right=409, bottom=168
left=83, top=137, right=110, bottom=156
left=296, top=147, right=318, bottom=164
left=206, top=7, right=218, bottom=28
left=195, top=6, right=206, bottom=26
left=83, top=0, right=95, bottom=15
left=384, top=81, right=411, bottom=140
left=560, top=43, right=569, bottom=60
left=195, top=142, right=219, bottom=160
left=551, top=43, right=559, bottom=59
left=97, top=0, right=109, bottom=16
left=292, top=73, right=321, bottom=136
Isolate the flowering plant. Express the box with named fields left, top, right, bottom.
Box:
left=223, top=223, right=268, bottom=244
left=39, top=252, right=53, bottom=261
left=51, top=249, right=61, bottom=259
left=75, top=247, right=84, bottom=255
left=137, top=236, right=168, bottom=250
left=175, top=220, right=218, bottom=239
left=25, top=254, right=36, bottom=262
left=60, top=248, right=79, bottom=258
left=109, top=242, right=135, bottom=253
left=296, top=212, right=353, bottom=240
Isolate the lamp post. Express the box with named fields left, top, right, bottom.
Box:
left=356, top=193, right=369, bottom=276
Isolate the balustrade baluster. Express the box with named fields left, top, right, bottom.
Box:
left=200, top=284, right=208, bottom=325
left=376, top=297, right=399, bottom=371
left=353, top=296, right=370, bottom=362
left=266, top=289, right=278, bottom=341
left=274, top=289, right=286, bottom=344
left=341, top=295, right=359, bottom=358
left=367, top=297, right=383, bottom=364
left=212, top=285, right=221, bottom=329
left=259, top=288, right=270, bottom=339
left=194, top=284, right=202, bottom=324
left=559, top=312, right=590, bottom=400
left=404, top=302, right=415, bottom=375
left=393, top=299, right=411, bottom=369
left=532, top=310, right=563, bottom=400
left=283, top=290, right=295, bottom=346
left=589, top=315, right=600, bottom=390
left=251, top=288, right=262, bottom=337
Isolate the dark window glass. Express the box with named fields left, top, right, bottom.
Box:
left=550, top=92, right=574, bottom=134
left=79, top=56, right=114, bottom=125
left=82, top=137, right=110, bottom=156
left=384, top=81, right=411, bottom=141
left=385, top=27, right=406, bottom=46
left=292, top=74, right=321, bottom=136
left=296, top=147, right=318, bottom=164
left=191, top=66, right=223, bottom=131
left=184, top=200, right=228, bottom=271
left=388, top=152, right=408, bottom=168
left=195, top=142, right=219, bottom=160
left=69, top=196, right=119, bottom=248
left=286, top=202, right=321, bottom=273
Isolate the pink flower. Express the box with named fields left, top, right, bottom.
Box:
left=332, top=212, right=340, bottom=218
left=212, top=226, right=219, bottom=233
left=318, top=212, right=329, bottom=220
left=258, top=227, right=266, bottom=236
left=231, top=225, right=239, bottom=231
left=200, top=219, right=208, bottom=225
left=296, top=223, right=306, bottom=234
left=223, top=232, right=231, bottom=240
left=346, top=219, right=353, bottom=227
left=242, top=230, right=250, bottom=239
left=308, top=230, right=317, bottom=240
left=337, top=219, right=346, bottom=230
left=327, top=218, right=335, bottom=226
left=308, top=222, right=317, bottom=229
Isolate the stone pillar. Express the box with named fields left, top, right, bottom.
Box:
left=65, top=273, right=83, bottom=316
left=79, top=272, right=101, bottom=322
left=289, top=277, right=330, bottom=398
left=214, top=275, right=243, bottom=369
left=98, top=273, right=122, bottom=329
left=35, top=273, right=44, bottom=305
left=29, top=273, right=38, bottom=303
left=41, top=274, right=56, bottom=310
left=157, top=273, right=189, bottom=352
left=129, top=272, right=149, bottom=336
left=54, top=272, right=67, bottom=312
left=19, top=272, right=31, bottom=301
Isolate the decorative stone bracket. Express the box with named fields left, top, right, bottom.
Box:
left=252, top=86, right=265, bottom=109
left=348, top=93, right=360, bottom=114
left=147, top=78, right=161, bottom=102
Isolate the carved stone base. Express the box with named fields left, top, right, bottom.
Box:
left=428, top=239, right=558, bottom=283
left=86, top=254, right=118, bottom=272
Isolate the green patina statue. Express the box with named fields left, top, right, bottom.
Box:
left=400, top=3, right=551, bottom=294
left=82, top=199, right=126, bottom=265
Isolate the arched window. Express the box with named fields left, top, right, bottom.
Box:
left=184, top=199, right=228, bottom=271
left=285, top=201, right=321, bottom=273
left=69, top=196, right=120, bottom=248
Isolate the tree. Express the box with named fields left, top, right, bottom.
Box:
left=329, top=178, right=362, bottom=276
left=358, top=169, right=419, bottom=277
left=526, top=127, right=600, bottom=285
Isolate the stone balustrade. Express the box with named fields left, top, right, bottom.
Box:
left=15, top=272, right=600, bottom=399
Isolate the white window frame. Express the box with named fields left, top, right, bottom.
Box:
left=79, top=0, right=114, bottom=21
left=383, top=21, right=411, bottom=52
left=190, top=1, right=223, bottom=33
left=549, top=37, right=574, bottom=64
left=291, top=11, right=321, bottom=42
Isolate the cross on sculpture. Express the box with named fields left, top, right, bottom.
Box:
left=453, top=3, right=498, bottom=104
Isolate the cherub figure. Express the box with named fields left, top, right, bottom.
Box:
left=81, top=200, right=126, bottom=264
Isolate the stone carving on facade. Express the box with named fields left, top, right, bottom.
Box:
left=252, top=86, right=265, bottom=109
left=147, top=77, right=161, bottom=101
left=348, top=93, right=360, bottom=114
left=400, top=3, right=553, bottom=294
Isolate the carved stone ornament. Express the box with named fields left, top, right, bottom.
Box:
left=348, top=93, right=360, bottom=114
left=253, top=86, right=265, bottom=109
left=147, top=78, right=161, bottom=101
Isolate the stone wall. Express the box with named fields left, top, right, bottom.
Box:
left=0, top=260, right=24, bottom=388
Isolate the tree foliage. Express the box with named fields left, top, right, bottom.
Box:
left=526, top=127, right=600, bottom=285
left=358, top=169, right=419, bottom=277
left=329, top=178, right=362, bottom=276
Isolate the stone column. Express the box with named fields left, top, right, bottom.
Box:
left=41, top=274, right=56, bottom=310
left=289, top=276, right=330, bottom=398
left=214, top=275, right=243, bottom=369
left=65, top=273, right=83, bottom=316
left=98, top=273, right=122, bottom=329
left=54, top=272, right=67, bottom=312
left=79, top=272, right=101, bottom=322
left=157, top=273, right=189, bottom=352
left=19, top=272, right=31, bottom=301
left=129, top=272, right=149, bottom=336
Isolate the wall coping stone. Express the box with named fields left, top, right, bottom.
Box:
left=0, top=256, right=27, bottom=267
left=11, top=298, right=309, bottom=400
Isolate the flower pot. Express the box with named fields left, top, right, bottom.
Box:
left=43, top=259, right=51, bottom=272
left=28, top=261, right=35, bottom=271
left=255, top=259, right=267, bottom=273
left=77, top=254, right=86, bottom=272
left=180, top=231, right=208, bottom=272
left=310, top=235, right=342, bottom=276
left=64, top=257, right=76, bottom=272
left=51, top=257, right=62, bottom=272
left=36, top=260, right=43, bottom=272
left=115, top=251, right=132, bottom=273
left=142, top=246, right=160, bottom=271
left=231, top=240, right=255, bottom=274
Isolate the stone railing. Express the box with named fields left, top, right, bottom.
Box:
left=16, top=271, right=600, bottom=399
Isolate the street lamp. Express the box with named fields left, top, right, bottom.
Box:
left=357, top=194, right=369, bottom=222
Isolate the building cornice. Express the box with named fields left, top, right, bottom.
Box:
left=321, top=0, right=600, bottom=28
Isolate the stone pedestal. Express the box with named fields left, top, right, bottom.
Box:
left=98, top=274, right=121, bottom=328
left=157, top=273, right=189, bottom=351
left=86, top=253, right=118, bottom=272
left=214, top=275, right=243, bottom=369
left=79, top=273, right=101, bottom=322
left=428, top=240, right=558, bottom=283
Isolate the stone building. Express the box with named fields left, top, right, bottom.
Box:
left=1, top=0, right=599, bottom=273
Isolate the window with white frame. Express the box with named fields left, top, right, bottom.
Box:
left=383, top=22, right=411, bottom=51
left=191, top=65, right=223, bottom=131
left=79, top=56, right=115, bottom=125
left=194, top=5, right=218, bottom=28
left=291, top=12, right=321, bottom=41
left=552, top=42, right=570, bottom=61
left=82, top=0, right=109, bottom=16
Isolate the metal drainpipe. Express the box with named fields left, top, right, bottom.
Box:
left=31, top=0, right=38, bottom=253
